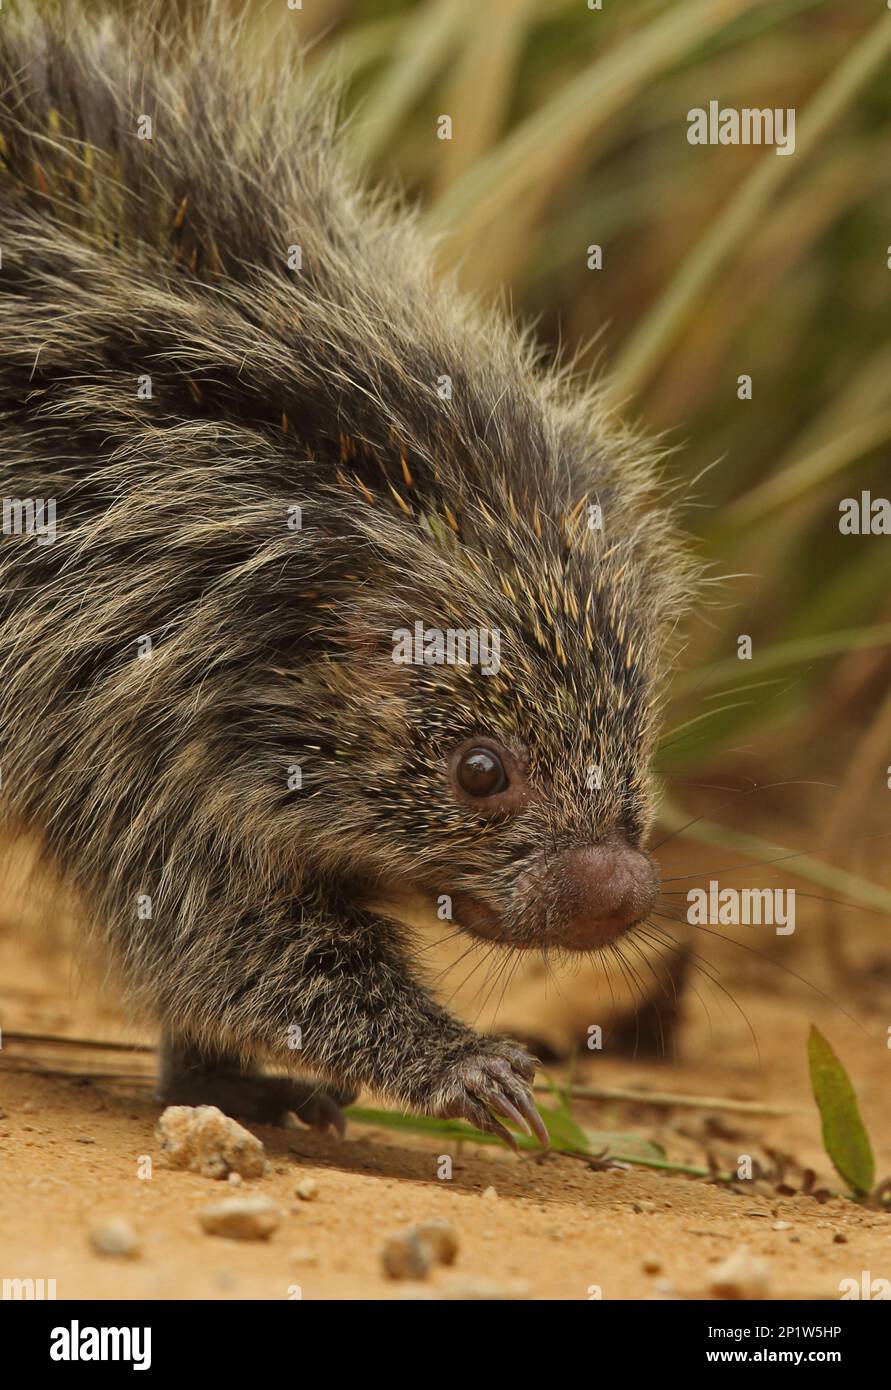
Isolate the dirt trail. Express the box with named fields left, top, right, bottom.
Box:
left=1, top=838, right=890, bottom=1301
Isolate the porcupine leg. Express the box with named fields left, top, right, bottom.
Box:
left=156, top=1037, right=357, bottom=1134
left=151, top=901, right=547, bottom=1147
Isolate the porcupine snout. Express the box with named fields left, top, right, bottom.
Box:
left=515, top=835, right=660, bottom=950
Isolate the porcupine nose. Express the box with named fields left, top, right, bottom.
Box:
left=556, top=839, right=659, bottom=949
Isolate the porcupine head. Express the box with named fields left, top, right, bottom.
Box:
left=329, top=417, right=684, bottom=961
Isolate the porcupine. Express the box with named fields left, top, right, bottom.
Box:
left=0, top=4, right=694, bottom=1144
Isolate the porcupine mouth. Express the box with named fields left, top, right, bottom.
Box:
left=369, top=844, right=655, bottom=950
left=452, top=890, right=647, bottom=952
left=450, top=892, right=522, bottom=946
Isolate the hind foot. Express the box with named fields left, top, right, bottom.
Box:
left=156, top=1038, right=356, bottom=1134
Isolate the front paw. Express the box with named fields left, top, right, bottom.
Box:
left=430, top=1039, right=548, bottom=1149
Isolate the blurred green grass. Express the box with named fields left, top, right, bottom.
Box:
left=250, top=2, right=891, bottom=906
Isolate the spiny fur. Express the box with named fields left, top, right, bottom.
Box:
left=0, top=3, right=696, bottom=1117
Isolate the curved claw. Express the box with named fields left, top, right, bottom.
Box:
left=511, top=1086, right=549, bottom=1148
left=295, top=1090, right=347, bottom=1138
left=479, top=1087, right=532, bottom=1138
left=478, top=1109, right=519, bottom=1152
left=433, top=1041, right=548, bottom=1151
left=509, top=1050, right=537, bottom=1083
left=484, top=1055, right=549, bottom=1148
left=320, top=1099, right=347, bottom=1139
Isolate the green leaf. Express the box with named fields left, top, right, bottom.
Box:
left=585, top=1131, right=666, bottom=1162
left=538, top=1101, right=590, bottom=1155
left=807, top=1025, right=875, bottom=1197
left=346, top=1102, right=664, bottom=1159
left=346, top=1098, right=590, bottom=1153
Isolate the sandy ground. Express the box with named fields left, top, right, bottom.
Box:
left=1, top=836, right=890, bottom=1301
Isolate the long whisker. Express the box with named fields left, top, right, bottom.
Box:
left=649, top=909, right=870, bottom=1039
left=647, top=912, right=763, bottom=1063
left=633, top=923, right=725, bottom=1047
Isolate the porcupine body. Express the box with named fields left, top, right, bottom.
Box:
left=0, top=5, right=692, bottom=1139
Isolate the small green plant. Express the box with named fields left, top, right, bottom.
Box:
left=807, top=1024, right=877, bottom=1200
left=348, top=1076, right=705, bottom=1174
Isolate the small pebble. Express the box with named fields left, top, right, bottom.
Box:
left=481, top=1186, right=498, bottom=1201
left=421, top=1278, right=532, bottom=1301
left=88, top=1217, right=140, bottom=1259
left=414, top=1221, right=459, bottom=1265
left=708, top=1248, right=771, bottom=1300
left=381, top=1229, right=433, bottom=1281
left=833, top=1233, right=848, bottom=1244
left=156, top=1105, right=267, bottom=1180
left=295, top=1178, right=319, bottom=1201
left=380, top=1219, right=459, bottom=1278
left=289, top=1247, right=319, bottom=1267
left=198, top=1196, right=281, bottom=1241
left=642, top=1254, right=663, bottom=1274
left=772, top=1221, right=792, bottom=1232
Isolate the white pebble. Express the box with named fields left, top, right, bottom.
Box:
left=709, top=1248, right=771, bottom=1300
left=89, top=1217, right=140, bottom=1259
left=198, top=1196, right=281, bottom=1241
left=156, top=1105, right=267, bottom=1180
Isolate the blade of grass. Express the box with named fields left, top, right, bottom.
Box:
left=426, top=0, right=767, bottom=253
left=718, top=406, right=891, bottom=534
left=657, top=798, right=891, bottom=916
left=432, top=0, right=534, bottom=196
left=345, top=0, right=467, bottom=168
left=610, top=9, right=891, bottom=401
left=345, top=1102, right=587, bottom=1153
left=346, top=1104, right=737, bottom=1177
left=535, top=1082, right=802, bottom=1116
left=672, top=623, right=891, bottom=695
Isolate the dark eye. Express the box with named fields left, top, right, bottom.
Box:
left=457, top=747, right=508, bottom=797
